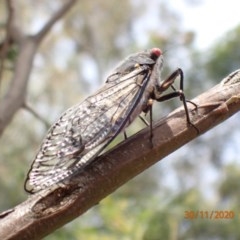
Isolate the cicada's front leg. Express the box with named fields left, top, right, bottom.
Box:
left=153, top=68, right=199, bottom=132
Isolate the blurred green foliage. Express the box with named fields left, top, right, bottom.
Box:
left=206, top=26, right=240, bottom=82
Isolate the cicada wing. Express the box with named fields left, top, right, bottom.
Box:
left=25, top=50, right=157, bottom=193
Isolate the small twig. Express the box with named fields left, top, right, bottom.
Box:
left=35, top=0, right=77, bottom=42
left=23, top=103, right=51, bottom=129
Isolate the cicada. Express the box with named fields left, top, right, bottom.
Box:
left=24, top=48, right=193, bottom=193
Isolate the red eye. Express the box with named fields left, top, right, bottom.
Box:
left=151, top=48, right=162, bottom=58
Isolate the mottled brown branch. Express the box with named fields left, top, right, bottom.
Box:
left=0, top=0, right=76, bottom=136
left=0, top=70, right=239, bottom=240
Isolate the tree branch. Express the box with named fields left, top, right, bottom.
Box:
left=0, top=0, right=76, bottom=137
left=0, top=69, right=240, bottom=240
left=0, top=1, right=15, bottom=84
left=5, top=0, right=24, bottom=43
left=35, top=0, right=76, bottom=42
left=23, top=103, right=51, bottom=129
